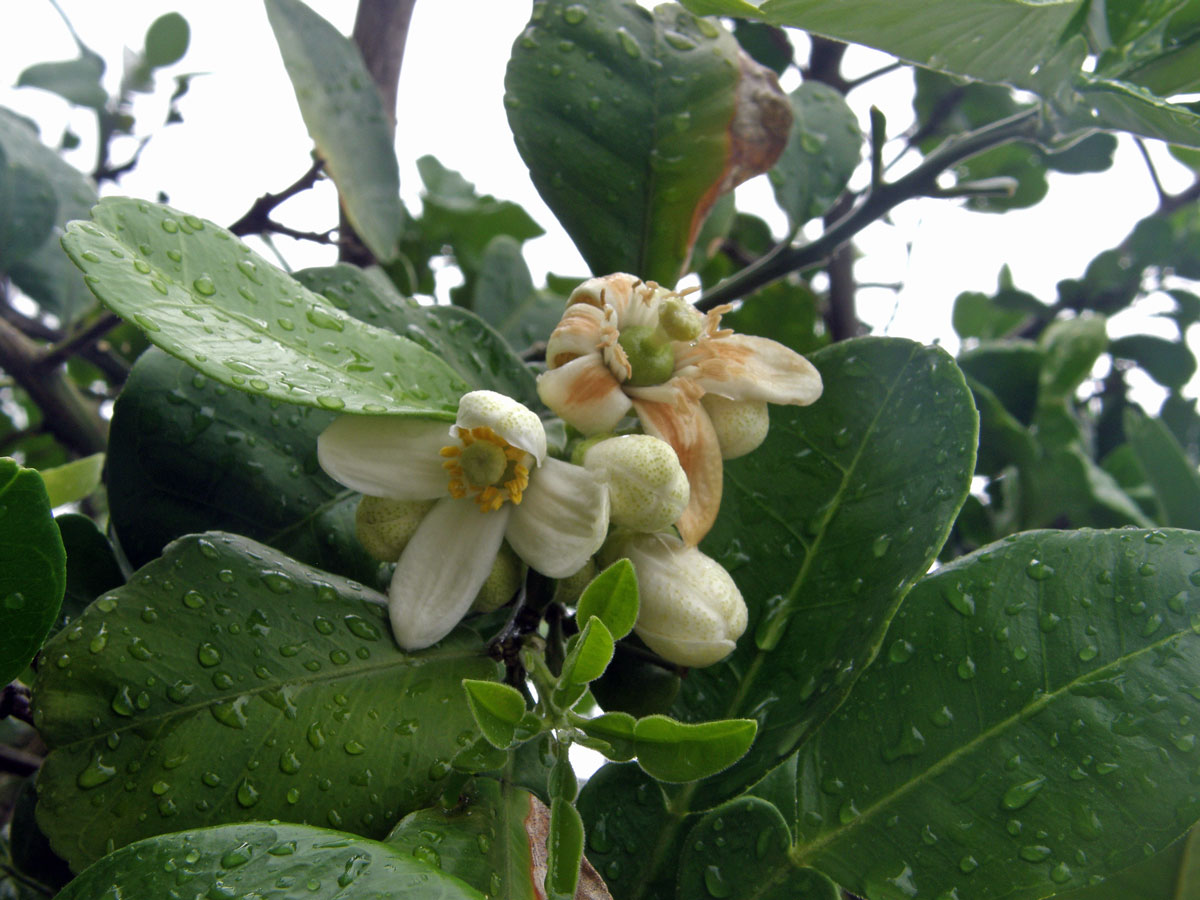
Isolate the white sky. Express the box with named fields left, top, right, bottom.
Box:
left=0, top=0, right=1195, bottom=401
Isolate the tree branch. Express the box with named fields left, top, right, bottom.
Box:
left=697, top=107, right=1043, bottom=311
left=228, top=158, right=326, bottom=237
left=39, top=312, right=122, bottom=370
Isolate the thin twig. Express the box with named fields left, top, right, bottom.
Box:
left=1134, top=137, right=1168, bottom=205
left=844, top=60, right=905, bottom=91
left=39, top=312, right=121, bottom=369
left=228, top=158, right=326, bottom=237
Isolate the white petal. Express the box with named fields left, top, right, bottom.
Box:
left=506, top=457, right=609, bottom=578
left=317, top=415, right=450, bottom=499
left=536, top=355, right=632, bottom=434
left=675, top=334, right=823, bottom=405
left=388, top=498, right=509, bottom=649
left=456, top=390, right=546, bottom=464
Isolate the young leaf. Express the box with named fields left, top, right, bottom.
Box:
left=105, top=347, right=384, bottom=584
left=55, top=822, right=484, bottom=900
left=682, top=338, right=978, bottom=808
left=1125, top=408, right=1200, bottom=530
left=464, top=679, right=529, bottom=749
left=38, top=452, right=103, bottom=508
left=263, top=0, right=403, bottom=261
left=0, top=459, right=66, bottom=683
left=0, top=107, right=97, bottom=322
left=546, top=797, right=586, bottom=900
left=471, top=235, right=568, bottom=350
left=1109, top=334, right=1197, bottom=389
left=62, top=198, right=467, bottom=417
left=33, top=532, right=501, bottom=871
left=573, top=711, right=637, bottom=762
left=1038, top=314, right=1107, bottom=402
left=506, top=0, right=788, bottom=285
left=680, top=797, right=839, bottom=900
left=143, top=12, right=190, bottom=69
left=55, top=513, right=123, bottom=633
left=632, top=715, right=757, bottom=783
left=17, top=56, right=107, bottom=110
left=562, top=617, right=616, bottom=686
left=575, top=558, right=639, bottom=640
left=789, top=529, right=1200, bottom=900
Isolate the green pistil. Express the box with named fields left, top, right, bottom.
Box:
left=460, top=440, right=508, bottom=486
left=618, top=325, right=675, bottom=387
left=657, top=296, right=703, bottom=341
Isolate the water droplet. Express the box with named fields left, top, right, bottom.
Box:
left=703, top=865, right=733, bottom=898
left=945, top=584, right=975, bottom=616
left=77, top=754, right=117, bottom=788
left=192, top=276, right=216, bottom=296
left=1026, top=560, right=1054, bottom=581
left=1078, top=645, right=1099, bottom=662
left=563, top=3, right=587, bottom=24
left=959, top=856, right=978, bottom=873
left=307, top=722, right=326, bottom=749
left=317, top=394, right=346, bottom=411
left=3, top=592, right=27, bottom=610
left=1002, top=776, right=1046, bottom=810
left=182, top=590, right=206, bottom=609
left=344, top=740, right=365, bottom=755
left=197, top=643, right=222, bottom=667
left=889, top=639, right=914, bottom=663
left=873, top=535, right=892, bottom=558
left=956, top=656, right=977, bottom=680
left=615, top=26, right=641, bottom=58
left=161, top=218, right=179, bottom=234
left=344, top=615, right=381, bottom=641
left=1019, top=844, right=1052, bottom=862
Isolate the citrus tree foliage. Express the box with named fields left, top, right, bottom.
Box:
left=4, top=2, right=1200, bottom=900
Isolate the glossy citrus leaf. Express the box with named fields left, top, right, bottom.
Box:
left=0, top=144, right=57, bottom=272
left=562, top=618, right=615, bottom=686
left=632, top=715, right=757, bottom=783
left=264, top=0, right=403, bottom=261
left=33, top=532, right=501, bottom=870
left=546, top=797, right=586, bottom=899
left=0, top=459, right=66, bottom=684
left=37, top=453, right=103, bottom=508
left=17, top=56, right=106, bottom=110
left=1109, top=333, right=1197, bottom=389
left=143, top=12, right=190, bottom=68
left=471, top=235, right=569, bottom=351
left=506, top=0, right=773, bottom=285
left=1125, top=408, right=1200, bottom=530
left=680, top=337, right=977, bottom=809
left=576, top=559, right=639, bottom=641
left=680, top=797, right=839, bottom=900
left=0, top=107, right=97, bottom=322
left=464, top=680, right=529, bottom=749
left=105, top=347, right=384, bottom=585
left=55, top=513, right=122, bottom=636
left=789, top=529, right=1200, bottom=900
left=1054, top=822, right=1200, bottom=900
left=55, top=821, right=484, bottom=900
left=62, top=198, right=467, bottom=417
left=1038, top=314, right=1107, bottom=402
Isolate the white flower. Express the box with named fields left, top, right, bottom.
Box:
left=318, top=390, right=610, bottom=650
left=602, top=531, right=747, bottom=668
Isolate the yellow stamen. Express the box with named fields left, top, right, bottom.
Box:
left=440, top=425, right=532, bottom=512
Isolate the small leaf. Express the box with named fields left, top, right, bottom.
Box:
left=38, top=453, right=103, bottom=508
left=62, top=198, right=467, bottom=417
left=55, top=822, right=484, bottom=900
left=0, top=146, right=58, bottom=271
left=573, top=710, right=636, bottom=762
left=143, top=12, right=189, bottom=68
left=1125, top=408, right=1200, bottom=530
left=952, top=290, right=1034, bottom=341
left=17, top=56, right=107, bottom=110
left=1038, top=314, right=1107, bottom=401
left=55, top=513, right=122, bottom=634
left=264, top=0, right=403, bottom=261
left=769, top=81, right=862, bottom=228
left=0, top=459, right=66, bottom=683
left=471, top=235, right=567, bottom=350
left=632, top=715, right=757, bottom=783
left=680, top=798, right=839, bottom=900
left=464, top=679, right=529, bottom=749
left=562, top=618, right=616, bottom=687
left=33, top=532, right=501, bottom=870
left=576, top=559, right=638, bottom=640
left=546, top=797, right=585, bottom=900
left=1109, top=333, right=1197, bottom=389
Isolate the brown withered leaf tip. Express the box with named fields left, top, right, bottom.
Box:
left=526, top=794, right=614, bottom=900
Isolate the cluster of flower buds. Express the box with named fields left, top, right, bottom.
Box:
left=317, top=274, right=821, bottom=668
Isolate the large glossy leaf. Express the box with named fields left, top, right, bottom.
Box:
left=264, top=0, right=403, bottom=262
left=506, top=0, right=752, bottom=284
left=471, top=235, right=569, bottom=350
left=1125, top=408, right=1200, bottom=530
left=105, top=347, right=384, bottom=584
left=787, top=529, right=1200, bottom=900
left=294, top=263, right=540, bottom=409
left=1056, top=822, right=1200, bottom=900
left=33, top=532, right=502, bottom=870
left=679, top=798, right=839, bottom=900
left=0, top=107, right=97, bottom=322
left=56, top=822, right=483, bottom=900
left=0, top=459, right=66, bottom=683
left=677, top=337, right=977, bottom=809
left=0, top=144, right=57, bottom=272
left=62, top=198, right=467, bottom=417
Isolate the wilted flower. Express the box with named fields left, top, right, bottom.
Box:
left=538, top=273, right=822, bottom=544
left=318, top=390, right=610, bottom=650
left=602, top=531, right=747, bottom=668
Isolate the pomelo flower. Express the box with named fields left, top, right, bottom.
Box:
left=538, top=273, right=823, bottom=545
left=317, top=390, right=610, bottom=650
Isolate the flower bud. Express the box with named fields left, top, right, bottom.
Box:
left=582, top=435, right=689, bottom=533
left=701, top=395, right=770, bottom=459
left=471, top=542, right=526, bottom=613
left=602, top=532, right=746, bottom=668
left=355, top=496, right=436, bottom=561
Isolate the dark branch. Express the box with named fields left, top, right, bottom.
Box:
left=228, top=158, right=326, bottom=238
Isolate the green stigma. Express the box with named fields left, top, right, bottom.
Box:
left=459, top=440, right=508, bottom=486
left=618, top=325, right=675, bottom=387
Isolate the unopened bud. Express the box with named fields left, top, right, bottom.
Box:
left=471, top=542, right=526, bottom=613
left=355, top=496, right=436, bottom=561
left=701, top=395, right=770, bottom=459
left=583, top=434, right=689, bottom=533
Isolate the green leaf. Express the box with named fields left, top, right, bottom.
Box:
left=789, top=529, right=1200, bottom=900
left=143, top=12, right=190, bottom=68
left=62, top=198, right=467, bottom=416
left=1109, top=333, right=1198, bottom=389
left=0, top=145, right=57, bottom=272
left=562, top=617, right=615, bottom=686
left=576, top=762, right=684, bottom=898
left=573, top=710, right=637, bottom=761
left=17, top=56, right=107, bottom=110
left=769, top=81, right=862, bottom=228
left=1038, top=313, right=1108, bottom=402
left=680, top=798, right=839, bottom=900
left=0, top=459, right=66, bottom=684
left=0, top=107, right=98, bottom=322
left=464, top=679, right=529, bottom=749
left=544, top=797, right=585, bottom=900
left=721, top=279, right=829, bottom=355
left=1076, top=72, right=1200, bottom=148
left=1054, top=822, right=1200, bottom=900
left=575, top=558, right=639, bottom=640
left=33, top=532, right=501, bottom=870
left=38, top=453, right=103, bottom=508
left=632, top=715, right=757, bottom=783
left=505, top=0, right=746, bottom=284
left=386, top=778, right=551, bottom=900
left=55, top=513, right=123, bottom=634
left=1125, top=408, right=1200, bottom=529
left=56, top=822, right=484, bottom=900
left=471, top=235, right=567, bottom=350
left=105, top=347, right=384, bottom=584
left=952, top=291, right=1033, bottom=341
left=264, top=0, right=403, bottom=261
left=294, top=263, right=540, bottom=410
left=682, top=338, right=978, bottom=809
